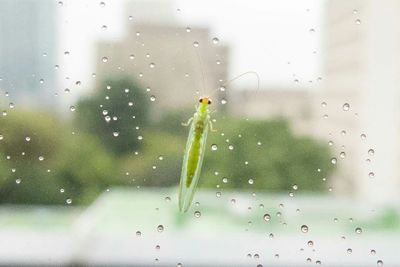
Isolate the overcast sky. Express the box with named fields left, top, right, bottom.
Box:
left=58, top=0, right=323, bottom=91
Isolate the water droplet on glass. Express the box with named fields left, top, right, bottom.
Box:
left=340, top=152, right=346, bottom=158
left=292, top=184, right=298, bottom=190
left=66, top=198, right=72, bottom=205
left=15, top=178, right=21, bottom=184
left=370, top=249, right=376, bottom=255
left=25, top=136, right=31, bottom=142
left=307, top=240, right=314, bottom=247
left=343, top=103, right=350, bottom=111
left=321, top=102, right=327, bottom=107
left=222, top=177, right=228, bottom=183
left=355, top=19, right=361, bottom=25
left=185, top=27, right=191, bottom=33
left=347, top=248, right=352, bottom=254
left=263, top=214, right=271, bottom=222
left=309, top=28, right=315, bottom=33
left=60, top=188, right=65, bottom=193
left=368, top=149, right=375, bottom=156
left=216, top=191, right=221, bottom=197
left=331, top=157, right=337, bottom=164
left=150, top=95, right=156, bottom=102
left=248, top=178, right=254, bottom=185
left=211, top=144, right=218, bottom=151
left=38, top=156, right=44, bottom=161
left=70, top=106, right=76, bottom=112
left=369, top=172, right=375, bottom=178
left=136, top=230, right=141, bottom=236
left=156, top=224, right=164, bottom=232
left=138, top=135, right=143, bottom=140
left=212, top=37, right=219, bottom=44
left=228, top=144, right=234, bottom=150
left=102, top=57, right=108, bottom=63
left=75, top=81, right=81, bottom=86
left=301, top=225, right=309, bottom=233
left=99, top=1, right=105, bottom=7
left=355, top=227, right=362, bottom=234
left=149, top=62, right=155, bottom=68
left=194, top=211, right=201, bottom=218
left=221, top=99, right=227, bottom=105
left=360, top=133, right=367, bottom=140
left=113, top=132, right=119, bottom=137
left=193, top=41, right=199, bottom=48
left=377, top=260, right=383, bottom=266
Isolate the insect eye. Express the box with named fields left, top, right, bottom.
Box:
left=208, top=99, right=212, bottom=104
left=199, top=98, right=203, bottom=103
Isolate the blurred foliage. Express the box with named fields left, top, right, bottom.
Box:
left=0, top=76, right=334, bottom=205
left=0, top=111, right=117, bottom=205
left=200, top=115, right=333, bottom=191
left=75, top=76, right=149, bottom=155
left=120, top=129, right=184, bottom=188
left=124, top=111, right=333, bottom=192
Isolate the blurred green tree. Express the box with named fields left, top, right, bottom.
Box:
left=201, top=115, right=334, bottom=191
left=0, top=111, right=117, bottom=205
left=138, top=111, right=334, bottom=192
left=75, top=76, right=149, bottom=155
left=120, top=130, right=184, bottom=188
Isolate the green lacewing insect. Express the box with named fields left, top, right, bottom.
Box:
left=178, top=96, right=213, bottom=212
left=178, top=72, right=260, bottom=213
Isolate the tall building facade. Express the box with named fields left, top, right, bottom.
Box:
left=312, top=0, right=400, bottom=203
left=95, top=23, right=229, bottom=118
left=0, top=0, right=57, bottom=105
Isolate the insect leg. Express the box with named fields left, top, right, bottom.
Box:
left=209, top=121, right=217, bottom=132
left=181, top=117, right=193, bottom=127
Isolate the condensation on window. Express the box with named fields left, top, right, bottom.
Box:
left=0, top=0, right=396, bottom=266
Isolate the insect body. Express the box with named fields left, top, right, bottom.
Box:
left=178, top=96, right=213, bottom=212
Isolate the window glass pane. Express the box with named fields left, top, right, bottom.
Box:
left=0, top=0, right=396, bottom=266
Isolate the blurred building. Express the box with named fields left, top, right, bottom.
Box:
left=228, top=89, right=313, bottom=135
left=0, top=0, right=57, bottom=105
left=95, top=21, right=229, bottom=119
left=312, top=0, right=400, bottom=203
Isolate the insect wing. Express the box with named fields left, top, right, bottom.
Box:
left=178, top=117, right=209, bottom=212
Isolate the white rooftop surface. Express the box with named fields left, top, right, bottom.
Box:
left=0, top=188, right=398, bottom=266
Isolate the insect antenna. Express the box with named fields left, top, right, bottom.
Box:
left=215, top=71, right=260, bottom=94
left=193, top=47, right=207, bottom=97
